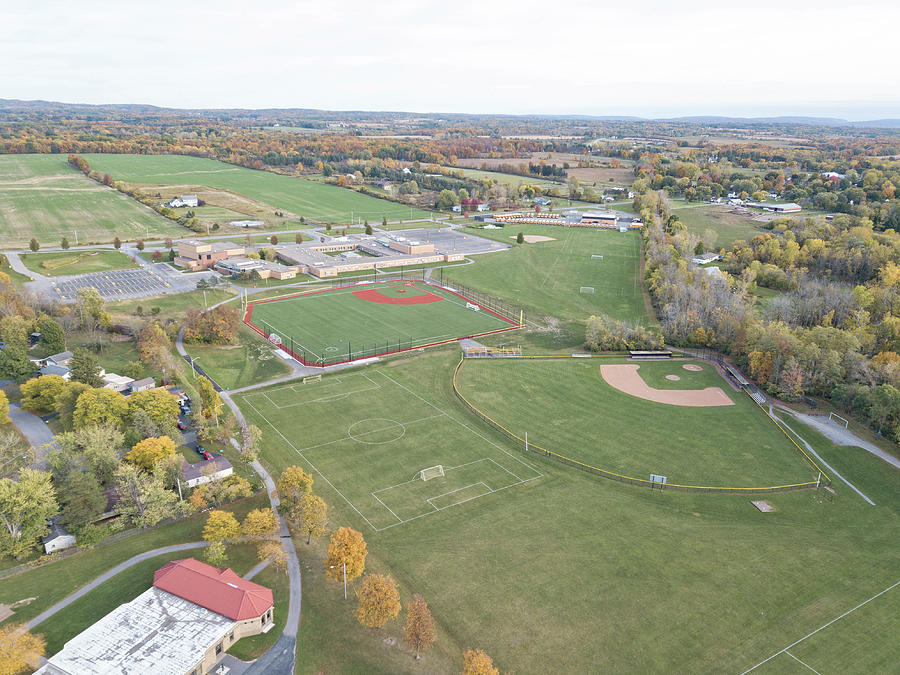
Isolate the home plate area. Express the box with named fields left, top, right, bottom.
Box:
left=242, top=370, right=541, bottom=531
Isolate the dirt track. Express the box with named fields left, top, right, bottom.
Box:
left=600, top=364, right=734, bottom=407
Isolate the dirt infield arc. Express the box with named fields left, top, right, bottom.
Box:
left=601, top=364, right=734, bottom=407
left=244, top=279, right=521, bottom=367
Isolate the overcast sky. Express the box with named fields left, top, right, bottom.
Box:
left=2, top=0, right=898, bottom=120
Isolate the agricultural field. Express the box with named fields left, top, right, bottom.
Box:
left=444, top=224, right=647, bottom=325
left=440, top=166, right=564, bottom=191
left=0, top=154, right=183, bottom=246
left=457, top=152, right=635, bottom=186
left=455, top=358, right=818, bottom=488
left=235, top=350, right=900, bottom=674
left=18, top=249, right=138, bottom=277
left=82, top=154, right=435, bottom=224
left=671, top=202, right=771, bottom=247
left=245, top=280, right=518, bottom=365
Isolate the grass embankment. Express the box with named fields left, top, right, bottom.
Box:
left=183, top=326, right=292, bottom=390
left=19, top=250, right=138, bottom=277
left=236, top=351, right=900, bottom=673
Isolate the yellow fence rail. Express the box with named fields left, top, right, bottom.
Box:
left=451, top=356, right=830, bottom=494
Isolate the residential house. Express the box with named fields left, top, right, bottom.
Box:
left=45, top=350, right=74, bottom=366
left=181, top=455, right=234, bottom=488
left=39, top=364, right=71, bottom=380
left=129, top=377, right=156, bottom=393
left=102, top=373, right=135, bottom=393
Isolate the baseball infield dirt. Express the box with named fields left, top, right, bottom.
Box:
left=600, top=364, right=734, bottom=407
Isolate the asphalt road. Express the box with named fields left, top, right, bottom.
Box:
left=7, top=403, right=55, bottom=468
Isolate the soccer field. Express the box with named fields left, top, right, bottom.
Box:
left=239, top=369, right=542, bottom=531
left=245, top=280, right=519, bottom=365
left=455, top=357, right=819, bottom=488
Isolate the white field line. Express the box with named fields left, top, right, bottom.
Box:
left=294, top=413, right=446, bottom=454
left=258, top=318, right=321, bottom=362
left=427, top=482, right=492, bottom=509
left=740, top=578, right=900, bottom=674
left=785, top=652, right=821, bottom=674
left=258, top=374, right=381, bottom=408
left=377, top=370, right=544, bottom=482
left=371, top=492, right=404, bottom=523
left=242, top=394, right=379, bottom=531
left=375, top=457, right=491, bottom=494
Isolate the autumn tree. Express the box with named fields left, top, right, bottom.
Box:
left=0, top=347, right=34, bottom=384
left=0, top=316, right=30, bottom=352
left=69, top=348, right=102, bottom=387
left=197, top=376, right=222, bottom=421
left=73, top=387, right=127, bottom=430
left=462, top=648, right=499, bottom=675
left=203, top=509, right=241, bottom=544
left=0, top=623, right=46, bottom=675
left=20, top=374, right=67, bottom=413
left=29, top=238, right=39, bottom=252
left=298, top=493, right=327, bottom=544
left=242, top=508, right=279, bottom=540
left=205, top=540, right=228, bottom=567
left=126, top=436, right=176, bottom=472
left=61, top=236, right=70, bottom=249
left=255, top=538, right=287, bottom=571
left=0, top=392, right=8, bottom=426
left=127, top=388, right=179, bottom=429
left=57, top=471, right=106, bottom=530
left=324, top=526, right=367, bottom=582
left=276, top=465, right=313, bottom=519
left=137, top=321, right=171, bottom=369
left=355, top=573, right=401, bottom=628
left=114, top=463, right=180, bottom=527
left=404, top=594, right=436, bottom=660
left=0, top=469, right=57, bottom=558
left=36, top=315, right=65, bottom=354
left=113, top=236, right=122, bottom=249
left=183, top=305, right=242, bottom=344
left=75, top=287, right=111, bottom=334
left=54, top=425, right=125, bottom=485
left=54, top=381, right=92, bottom=430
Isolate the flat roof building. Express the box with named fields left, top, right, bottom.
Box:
left=36, top=558, right=274, bottom=675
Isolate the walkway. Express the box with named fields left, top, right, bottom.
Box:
left=792, top=412, right=900, bottom=470
left=3, top=252, right=44, bottom=280
left=25, top=541, right=209, bottom=629
left=8, top=403, right=55, bottom=468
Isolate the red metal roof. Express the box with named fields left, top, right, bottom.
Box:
left=153, top=558, right=273, bottom=621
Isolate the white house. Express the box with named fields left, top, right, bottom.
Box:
left=43, top=521, right=76, bottom=554
left=692, top=252, right=721, bottom=265
left=102, top=373, right=135, bottom=393
left=451, top=205, right=462, bottom=213
left=476, top=203, right=490, bottom=212
left=182, top=456, right=234, bottom=488
left=168, top=195, right=199, bottom=208
left=129, top=377, right=156, bottom=393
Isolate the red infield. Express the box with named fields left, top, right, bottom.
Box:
left=352, top=287, right=443, bottom=305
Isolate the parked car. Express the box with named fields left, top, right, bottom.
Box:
left=201, top=451, right=213, bottom=460
left=177, top=419, right=187, bottom=430
left=194, top=445, right=206, bottom=457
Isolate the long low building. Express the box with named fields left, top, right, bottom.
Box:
left=36, top=558, right=274, bottom=675
left=742, top=201, right=802, bottom=213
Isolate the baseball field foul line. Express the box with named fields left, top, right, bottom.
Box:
left=740, top=578, right=900, bottom=673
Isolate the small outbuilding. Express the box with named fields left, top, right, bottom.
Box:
left=129, top=377, right=156, bottom=393
left=43, top=520, right=76, bottom=554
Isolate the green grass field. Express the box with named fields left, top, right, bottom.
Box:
left=183, top=326, right=292, bottom=390
left=82, top=154, right=435, bottom=224
left=444, top=224, right=647, bottom=325
left=19, top=249, right=138, bottom=277
left=0, top=154, right=183, bottom=246
left=455, top=358, right=817, bottom=488
left=673, top=203, right=770, bottom=247
left=234, top=351, right=900, bottom=674
left=246, top=280, right=518, bottom=365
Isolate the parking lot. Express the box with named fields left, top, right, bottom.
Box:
left=47, top=264, right=204, bottom=302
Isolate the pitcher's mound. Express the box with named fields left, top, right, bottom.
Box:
left=600, top=364, right=733, bottom=407
left=510, top=235, right=556, bottom=243
left=683, top=364, right=703, bottom=372
left=665, top=375, right=681, bottom=381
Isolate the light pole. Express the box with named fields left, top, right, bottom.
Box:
left=213, top=401, right=225, bottom=428
left=329, top=562, right=347, bottom=599
left=188, top=356, right=198, bottom=379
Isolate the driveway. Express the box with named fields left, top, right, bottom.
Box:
left=8, top=403, right=55, bottom=468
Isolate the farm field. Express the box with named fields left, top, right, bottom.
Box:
left=82, top=154, right=435, bottom=224
left=455, top=358, right=817, bottom=488
left=0, top=154, right=183, bottom=246
left=234, top=351, right=900, bottom=674
left=440, top=166, right=563, bottom=191
left=245, top=280, right=518, bottom=365
left=673, top=203, right=771, bottom=247
left=444, top=224, right=647, bottom=324
left=19, top=249, right=138, bottom=277
left=456, top=152, right=635, bottom=186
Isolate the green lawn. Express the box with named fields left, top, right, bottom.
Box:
left=444, top=224, right=648, bottom=325
left=106, top=287, right=236, bottom=325
left=0, top=154, right=184, bottom=246
left=378, top=220, right=447, bottom=231
left=456, top=358, right=817, bottom=488
left=19, top=249, right=138, bottom=277
left=234, top=350, right=900, bottom=674
left=246, top=280, right=518, bottom=366
left=183, top=326, right=292, bottom=390
left=674, top=203, right=770, bottom=248
left=0, top=254, right=34, bottom=288
left=0, top=493, right=268, bottom=628
left=82, top=154, right=435, bottom=224
left=440, top=166, right=564, bottom=191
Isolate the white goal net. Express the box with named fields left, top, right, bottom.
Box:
left=418, top=465, right=444, bottom=481
left=466, top=302, right=480, bottom=311
left=268, top=333, right=282, bottom=345
left=829, top=412, right=849, bottom=429
left=303, top=374, right=322, bottom=384
left=580, top=287, right=595, bottom=294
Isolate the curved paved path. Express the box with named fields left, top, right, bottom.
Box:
left=25, top=541, right=208, bottom=630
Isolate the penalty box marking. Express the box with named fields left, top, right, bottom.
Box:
left=243, top=369, right=543, bottom=532
left=257, top=373, right=382, bottom=409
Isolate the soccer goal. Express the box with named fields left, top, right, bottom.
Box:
left=303, top=374, right=322, bottom=384
left=580, top=287, right=595, bottom=294
left=268, top=333, right=282, bottom=346
left=829, top=412, right=849, bottom=429
left=466, top=302, right=481, bottom=312
left=418, top=465, right=444, bottom=481
left=591, top=254, right=604, bottom=259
